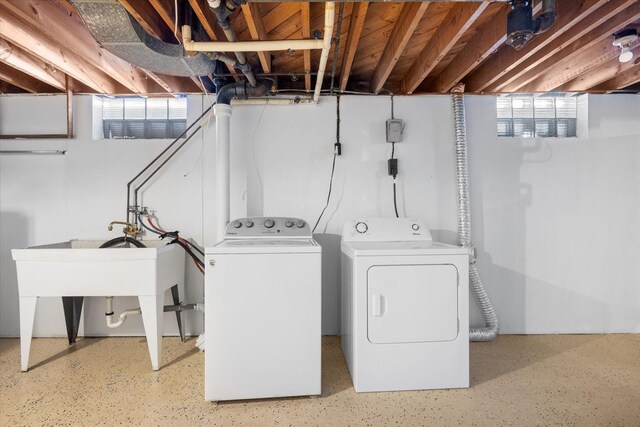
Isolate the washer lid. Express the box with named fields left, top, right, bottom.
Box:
left=206, top=239, right=320, bottom=254
left=342, top=240, right=470, bottom=257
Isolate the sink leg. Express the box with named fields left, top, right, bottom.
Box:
left=139, top=294, right=164, bottom=371
left=170, top=285, right=185, bottom=343
left=19, top=296, right=38, bottom=372
left=62, top=297, right=84, bottom=344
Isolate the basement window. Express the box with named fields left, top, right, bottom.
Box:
left=497, top=96, right=577, bottom=138
left=95, top=96, right=187, bottom=140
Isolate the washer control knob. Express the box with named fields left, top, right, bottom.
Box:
left=245, top=220, right=254, bottom=228
left=412, top=224, right=420, bottom=231
left=285, top=220, right=294, bottom=228
left=296, top=220, right=305, bottom=228
left=355, top=222, right=368, bottom=234
left=232, top=221, right=242, bottom=229
left=264, top=218, right=275, bottom=229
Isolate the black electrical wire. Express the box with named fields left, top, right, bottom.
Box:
left=329, top=2, right=346, bottom=95
left=311, top=150, right=338, bottom=234
left=391, top=141, right=399, bottom=218
left=312, top=96, right=341, bottom=234
left=169, top=239, right=205, bottom=268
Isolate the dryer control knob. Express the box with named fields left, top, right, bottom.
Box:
left=285, top=220, right=294, bottom=228
left=355, top=222, right=368, bottom=234
left=245, top=220, right=254, bottom=228
left=232, top=221, right=242, bottom=229
left=264, top=219, right=275, bottom=228
left=296, top=220, right=305, bottom=228
left=412, top=224, right=420, bottom=231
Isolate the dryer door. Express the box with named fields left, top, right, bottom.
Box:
left=367, top=264, right=459, bottom=344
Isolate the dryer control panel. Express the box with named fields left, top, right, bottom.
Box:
left=225, top=217, right=311, bottom=239
left=342, top=218, right=432, bottom=242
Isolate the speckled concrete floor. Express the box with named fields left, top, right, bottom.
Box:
left=1, top=335, right=638, bottom=426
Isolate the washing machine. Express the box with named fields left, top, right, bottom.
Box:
left=204, top=217, right=321, bottom=401
left=341, top=218, right=469, bottom=392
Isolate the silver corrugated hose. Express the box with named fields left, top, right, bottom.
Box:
left=451, top=84, right=498, bottom=342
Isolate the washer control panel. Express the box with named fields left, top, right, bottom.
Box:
left=225, top=217, right=311, bottom=238
left=343, top=218, right=432, bottom=242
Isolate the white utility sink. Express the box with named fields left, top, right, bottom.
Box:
left=12, top=239, right=185, bottom=371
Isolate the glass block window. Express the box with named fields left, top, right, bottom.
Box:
left=497, top=96, right=577, bottom=138
left=97, top=96, right=187, bottom=139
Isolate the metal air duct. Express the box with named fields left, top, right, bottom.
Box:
left=70, top=0, right=216, bottom=77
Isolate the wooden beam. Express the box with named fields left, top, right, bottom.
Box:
left=301, top=2, right=311, bottom=92
left=498, top=2, right=640, bottom=92
left=488, top=0, right=637, bottom=92
left=149, top=0, right=181, bottom=42
left=555, top=45, right=640, bottom=92
left=590, top=63, right=640, bottom=92
left=119, top=0, right=174, bottom=41
left=425, top=3, right=535, bottom=93
left=0, top=39, right=66, bottom=91
left=520, top=37, right=639, bottom=93
left=187, top=0, right=238, bottom=79
left=1, top=1, right=160, bottom=94
left=464, top=0, right=608, bottom=92
left=0, top=63, right=61, bottom=93
left=145, top=71, right=200, bottom=94
left=265, top=3, right=302, bottom=34
left=242, top=3, right=272, bottom=73
left=369, top=2, right=430, bottom=94
left=403, top=2, right=490, bottom=94
left=0, top=7, right=124, bottom=93
left=187, top=0, right=219, bottom=41
left=339, top=2, right=369, bottom=92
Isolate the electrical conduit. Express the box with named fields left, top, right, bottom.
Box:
left=451, top=84, right=499, bottom=342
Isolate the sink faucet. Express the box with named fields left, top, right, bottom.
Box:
left=108, top=221, right=139, bottom=236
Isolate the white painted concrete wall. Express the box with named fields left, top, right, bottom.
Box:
left=1, top=93, right=638, bottom=337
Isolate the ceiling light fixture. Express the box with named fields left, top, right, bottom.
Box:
left=613, top=29, right=638, bottom=64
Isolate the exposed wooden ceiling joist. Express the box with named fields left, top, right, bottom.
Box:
left=500, top=3, right=640, bottom=92
left=403, top=1, right=490, bottom=94
left=424, top=4, right=510, bottom=93
left=339, top=2, right=369, bottom=91
left=149, top=0, right=182, bottom=42
left=520, top=36, right=640, bottom=93
left=119, top=0, right=174, bottom=41
left=1, top=0, right=168, bottom=94
left=301, top=2, right=312, bottom=92
left=464, top=0, right=609, bottom=92
left=369, top=2, right=430, bottom=94
left=487, top=0, right=638, bottom=92
left=556, top=45, right=640, bottom=92
left=187, top=0, right=220, bottom=41
left=0, top=39, right=66, bottom=91
left=242, top=2, right=272, bottom=73
left=0, top=62, right=62, bottom=94
left=591, top=63, right=640, bottom=92
left=0, top=7, right=124, bottom=93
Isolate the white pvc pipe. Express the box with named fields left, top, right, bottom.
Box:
left=182, top=25, right=324, bottom=53
left=214, top=104, right=232, bottom=242
left=105, top=297, right=141, bottom=329
left=313, top=2, right=336, bottom=103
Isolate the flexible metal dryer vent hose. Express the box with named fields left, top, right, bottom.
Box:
left=451, top=84, right=499, bottom=342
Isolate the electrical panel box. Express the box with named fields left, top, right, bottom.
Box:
left=386, top=119, right=404, bottom=143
